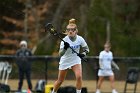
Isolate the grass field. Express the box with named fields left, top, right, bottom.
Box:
left=7, top=79, right=140, bottom=93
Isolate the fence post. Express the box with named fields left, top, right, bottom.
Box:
left=45, top=59, right=48, bottom=82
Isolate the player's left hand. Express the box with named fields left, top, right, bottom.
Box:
left=77, top=53, right=85, bottom=58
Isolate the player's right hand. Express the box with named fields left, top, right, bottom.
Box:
left=64, top=42, right=70, bottom=50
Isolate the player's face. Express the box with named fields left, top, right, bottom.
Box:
left=20, top=44, right=27, bottom=49
left=104, top=44, right=111, bottom=52
left=66, top=25, right=77, bottom=37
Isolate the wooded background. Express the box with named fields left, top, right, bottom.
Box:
left=0, top=0, right=140, bottom=56
left=0, top=0, right=140, bottom=80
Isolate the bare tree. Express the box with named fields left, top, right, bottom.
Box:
left=32, top=0, right=71, bottom=54
left=80, top=4, right=88, bottom=40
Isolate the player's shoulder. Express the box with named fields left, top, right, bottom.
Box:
left=109, top=51, right=113, bottom=55
left=63, top=35, right=69, bottom=40
left=104, top=51, right=113, bottom=55
left=100, top=50, right=105, bottom=54
left=77, top=35, right=83, bottom=39
left=100, top=50, right=112, bottom=55
left=76, top=35, right=85, bottom=42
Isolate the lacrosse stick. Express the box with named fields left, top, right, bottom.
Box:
left=5, top=64, right=12, bottom=84
left=0, top=62, right=5, bottom=83
left=2, top=62, right=9, bottom=83
left=0, top=62, right=4, bottom=78
left=45, top=23, right=87, bottom=62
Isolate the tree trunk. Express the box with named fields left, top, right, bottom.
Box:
left=35, top=0, right=70, bottom=54
left=80, top=4, right=88, bottom=40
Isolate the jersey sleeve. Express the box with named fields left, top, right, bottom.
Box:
left=60, top=41, right=64, bottom=49
left=99, top=52, right=103, bottom=68
left=80, top=37, right=87, bottom=47
left=99, top=52, right=103, bottom=60
left=110, top=52, right=113, bottom=61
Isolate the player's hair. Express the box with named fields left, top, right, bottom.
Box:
left=67, top=18, right=77, bottom=27
left=69, top=18, right=76, bottom=25
left=65, top=18, right=78, bottom=34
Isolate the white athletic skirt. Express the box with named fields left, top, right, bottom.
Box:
left=98, top=69, right=114, bottom=76
left=59, top=56, right=81, bottom=70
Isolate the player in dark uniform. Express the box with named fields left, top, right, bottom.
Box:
left=16, top=40, right=32, bottom=92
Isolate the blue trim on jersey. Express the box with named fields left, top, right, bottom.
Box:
left=70, top=45, right=80, bottom=49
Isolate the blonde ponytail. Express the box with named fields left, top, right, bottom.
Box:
left=67, top=18, right=77, bottom=27
left=69, top=18, right=76, bottom=24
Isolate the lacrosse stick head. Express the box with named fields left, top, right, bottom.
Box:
left=0, top=62, right=5, bottom=71
left=7, top=65, right=12, bottom=73
left=45, top=23, right=57, bottom=35
left=3, top=62, right=9, bottom=71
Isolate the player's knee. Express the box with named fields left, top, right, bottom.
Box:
left=57, top=80, right=64, bottom=85
left=76, top=75, right=82, bottom=81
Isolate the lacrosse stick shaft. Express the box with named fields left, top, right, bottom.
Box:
left=0, top=69, right=2, bottom=78
left=0, top=63, right=4, bottom=83
left=5, top=74, right=9, bottom=84
left=0, top=72, right=1, bottom=83
left=2, top=70, right=6, bottom=83
left=2, top=62, right=9, bottom=84
left=5, top=66, right=12, bottom=84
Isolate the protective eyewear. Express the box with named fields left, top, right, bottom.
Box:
left=66, top=28, right=76, bottom=32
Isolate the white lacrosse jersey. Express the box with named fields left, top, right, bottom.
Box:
left=99, top=50, right=113, bottom=70
left=59, top=35, right=87, bottom=70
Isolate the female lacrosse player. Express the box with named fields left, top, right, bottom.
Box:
left=95, top=42, right=118, bottom=93
left=51, top=18, right=89, bottom=93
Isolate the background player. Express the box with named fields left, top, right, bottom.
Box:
left=16, top=40, right=32, bottom=92
left=95, top=42, right=118, bottom=93
left=51, top=18, right=89, bottom=93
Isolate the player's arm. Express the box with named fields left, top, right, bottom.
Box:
left=99, top=52, right=103, bottom=69
left=78, top=46, right=89, bottom=57
left=78, top=36, right=89, bottom=57
left=82, top=46, right=89, bottom=56
left=111, top=61, right=120, bottom=71
left=59, top=48, right=66, bottom=56
left=59, top=42, right=70, bottom=56
left=77, top=45, right=89, bottom=58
